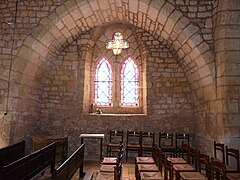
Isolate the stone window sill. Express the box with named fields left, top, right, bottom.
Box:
left=87, top=113, right=147, bottom=116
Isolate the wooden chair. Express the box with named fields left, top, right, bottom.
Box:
left=178, top=142, right=190, bottom=159
left=159, top=132, right=175, bottom=157
left=214, top=141, right=225, bottom=164
left=173, top=147, right=197, bottom=180
left=226, top=146, right=240, bottom=173
left=141, top=131, right=155, bottom=156
left=175, top=133, right=190, bottom=158
left=210, top=157, right=226, bottom=180
left=99, top=153, right=123, bottom=173
left=167, top=154, right=188, bottom=180
left=135, top=144, right=158, bottom=165
left=209, top=156, right=240, bottom=180
left=198, top=153, right=210, bottom=178
left=140, top=171, right=164, bottom=180
left=96, top=160, right=122, bottom=180
left=163, top=154, right=172, bottom=180
left=107, top=130, right=124, bottom=157
left=126, top=131, right=141, bottom=161
left=179, top=151, right=210, bottom=180
left=102, top=142, right=123, bottom=165
left=135, top=146, right=160, bottom=180
left=225, top=146, right=240, bottom=180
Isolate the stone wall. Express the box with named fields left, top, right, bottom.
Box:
left=38, top=26, right=195, bottom=158
left=215, top=0, right=240, bottom=149
left=0, top=0, right=239, bottom=158
left=0, top=0, right=67, bottom=148
left=169, top=0, right=217, bottom=50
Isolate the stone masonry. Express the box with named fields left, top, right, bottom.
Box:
left=0, top=0, right=239, bottom=158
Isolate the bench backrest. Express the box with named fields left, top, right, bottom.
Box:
left=0, top=140, right=25, bottom=167
left=54, top=143, right=85, bottom=180
left=0, top=142, right=56, bottom=180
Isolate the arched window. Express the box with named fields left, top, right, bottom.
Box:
left=94, top=57, right=113, bottom=106
left=120, top=57, right=139, bottom=107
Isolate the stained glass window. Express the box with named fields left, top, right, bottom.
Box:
left=95, top=58, right=113, bottom=106
left=120, top=57, right=139, bottom=107
left=106, top=32, right=129, bottom=55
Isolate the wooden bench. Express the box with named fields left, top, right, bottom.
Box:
left=0, top=140, right=25, bottom=167
left=0, top=142, right=56, bottom=180
left=53, top=143, right=85, bottom=180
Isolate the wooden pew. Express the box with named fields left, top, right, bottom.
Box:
left=0, top=140, right=25, bottom=167
left=53, top=143, right=85, bottom=180
left=0, top=142, right=56, bottom=180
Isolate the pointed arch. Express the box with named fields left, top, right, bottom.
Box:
left=120, top=56, right=139, bottom=107
left=94, top=57, right=113, bottom=106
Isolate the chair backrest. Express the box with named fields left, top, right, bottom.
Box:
left=198, top=152, right=210, bottom=178
left=109, top=130, right=124, bottom=143
left=175, top=133, right=190, bottom=148
left=159, top=132, right=174, bottom=147
left=226, top=146, right=240, bottom=172
left=114, top=161, right=122, bottom=180
left=158, top=149, right=166, bottom=173
left=119, top=141, right=124, bottom=152
left=210, top=157, right=226, bottom=180
left=151, top=144, right=159, bottom=163
left=126, top=131, right=141, bottom=145
left=163, top=154, right=172, bottom=180
left=214, top=141, right=225, bottom=164
left=141, top=131, right=155, bottom=146
left=187, top=147, right=197, bottom=169
left=178, top=142, right=190, bottom=158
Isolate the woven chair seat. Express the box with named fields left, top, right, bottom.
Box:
left=96, top=172, right=114, bottom=180
left=140, top=171, right=164, bottom=180
left=138, top=164, right=159, bottom=171
left=180, top=172, right=207, bottom=180
left=102, top=157, right=117, bottom=164
left=100, top=165, right=115, bottom=172
left=226, top=172, right=240, bottom=180
left=136, top=157, right=155, bottom=164
left=167, top=157, right=187, bottom=164
left=173, top=163, right=195, bottom=171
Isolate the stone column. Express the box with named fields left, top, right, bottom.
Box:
left=215, top=0, right=240, bottom=148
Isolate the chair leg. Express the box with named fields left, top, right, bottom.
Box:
left=138, top=148, right=142, bottom=157
left=107, top=146, right=109, bottom=157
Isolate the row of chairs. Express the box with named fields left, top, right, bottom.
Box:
left=135, top=142, right=240, bottom=180
left=106, top=130, right=190, bottom=160
left=96, top=142, right=123, bottom=180
left=214, top=141, right=239, bottom=168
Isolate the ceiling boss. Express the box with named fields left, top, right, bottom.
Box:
left=106, top=32, right=129, bottom=55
